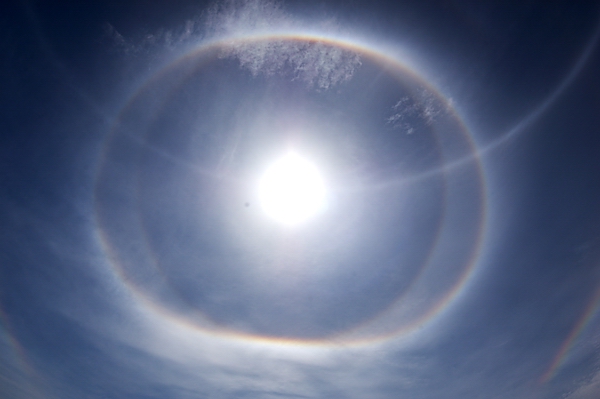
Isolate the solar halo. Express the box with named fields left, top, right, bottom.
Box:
left=94, top=32, right=487, bottom=348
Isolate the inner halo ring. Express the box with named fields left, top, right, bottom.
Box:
left=93, top=32, right=488, bottom=348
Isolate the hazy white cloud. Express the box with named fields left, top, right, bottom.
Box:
left=221, top=38, right=361, bottom=89
left=208, top=0, right=361, bottom=90
left=103, top=0, right=361, bottom=90
left=387, top=90, right=451, bottom=133
left=564, top=370, right=600, bottom=399
left=102, top=19, right=203, bottom=55
left=205, top=0, right=291, bottom=37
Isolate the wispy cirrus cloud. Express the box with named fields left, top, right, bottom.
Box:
left=205, top=0, right=362, bottom=89
left=104, top=0, right=361, bottom=90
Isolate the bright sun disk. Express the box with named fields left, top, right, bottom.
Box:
left=258, top=152, right=327, bottom=226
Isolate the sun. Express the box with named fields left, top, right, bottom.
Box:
left=258, top=151, right=327, bottom=226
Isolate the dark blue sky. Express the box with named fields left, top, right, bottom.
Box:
left=2, top=1, right=600, bottom=398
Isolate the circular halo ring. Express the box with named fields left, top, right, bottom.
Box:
left=94, top=33, right=488, bottom=348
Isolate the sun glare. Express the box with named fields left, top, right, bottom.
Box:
left=258, top=152, right=327, bottom=226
